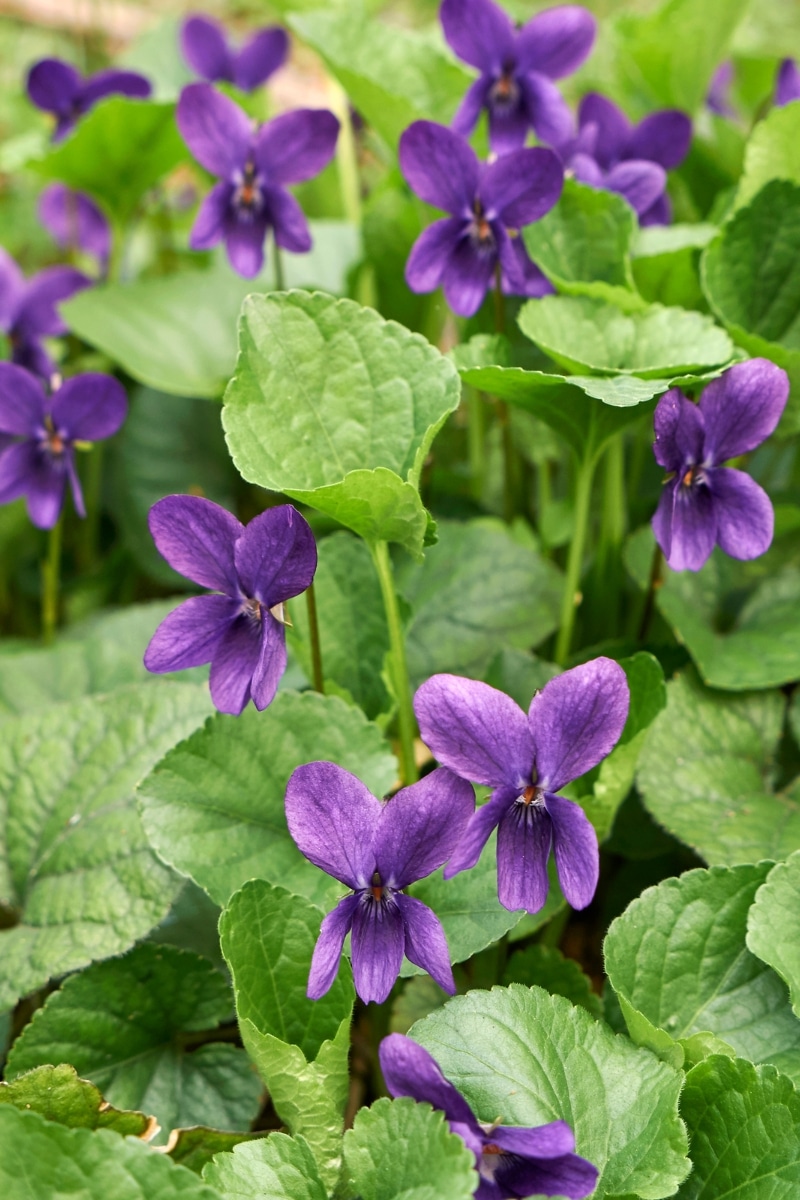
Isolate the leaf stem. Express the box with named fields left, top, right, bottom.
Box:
left=593, top=434, right=626, bottom=636
left=554, top=450, right=597, bottom=665
left=637, top=542, right=664, bottom=642
left=305, top=581, right=325, bottom=693
left=273, top=237, right=285, bottom=291
left=370, top=539, right=418, bottom=786
left=78, top=443, right=104, bottom=570
left=493, top=270, right=517, bottom=524
left=41, top=516, right=62, bottom=645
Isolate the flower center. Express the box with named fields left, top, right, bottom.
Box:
left=490, top=62, right=519, bottom=108
left=234, top=161, right=263, bottom=217
left=470, top=200, right=495, bottom=251
left=41, top=415, right=65, bottom=458
left=370, top=869, right=384, bottom=902
left=680, top=464, right=706, bottom=490
left=242, top=596, right=262, bottom=621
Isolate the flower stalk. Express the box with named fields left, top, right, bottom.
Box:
left=370, top=539, right=418, bottom=786
left=554, top=449, right=597, bottom=665
left=304, top=580, right=325, bottom=693
left=41, top=515, right=62, bottom=644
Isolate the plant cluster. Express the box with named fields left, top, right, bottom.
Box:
left=0, top=1, right=799, bottom=1198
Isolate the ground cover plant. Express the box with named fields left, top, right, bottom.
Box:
left=0, top=0, right=799, bottom=1195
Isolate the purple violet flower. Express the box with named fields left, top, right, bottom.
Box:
left=181, top=14, right=289, bottom=92
left=380, top=1034, right=598, bottom=1200
left=0, top=248, right=91, bottom=381
left=0, top=363, right=126, bottom=529
left=400, top=120, right=562, bottom=317
left=284, top=763, right=474, bottom=1004
left=775, top=59, right=800, bottom=107
left=177, top=83, right=339, bottom=278
left=441, top=0, right=596, bottom=155
left=27, top=58, right=151, bottom=142
left=707, top=61, right=736, bottom=118
left=557, top=92, right=691, bottom=225
left=414, top=659, right=629, bottom=914
left=38, top=185, right=111, bottom=270
left=652, top=359, right=788, bottom=572
left=144, top=498, right=317, bottom=714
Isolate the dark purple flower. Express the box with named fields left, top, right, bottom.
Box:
left=285, top=763, right=474, bottom=1004
left=0, top=364, right=126, bottom=529
left=181, top=14, right=289, bottom=92
left=557, top=92, right=691, bottom=225
left=380, top=1034, right=598, bottom=1200
left=441, top=0, right=595, bottom=155
left=38, top=185, right=111, bottom=269
left=0, top=248, right=91, bottom=381
left=144, top=498, right=316, bottom=714
left=414, top=659, right=629, bottom=914
left=652, top=359, right=788, bottom=572
left=400, top=121, right=562, bottom=317
left=775, top=59, right=800, bottom=107
left=707, top=61, right=736, bottom=118
left=27, top=58, right=151, bottom=142
left=176, top=83, right=339, bottom=278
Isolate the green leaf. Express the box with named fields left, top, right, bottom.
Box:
left=396, top=519, right=562, bottom=687
left=703, top=180, right=800, bottom=435
left=222, top=291, right=460, bottom=555
left=636, top=670, right=800, bottom=865
left=219, top=881, right=354, bottom=1064
left=237, top=1016, right=351, bottom=1190
left=456, top=363, right=659, bottom=461
left=502, top=945, right=603, bottom=1018
left=0, top=1064, right=153, bottom=1137
left=139, top=691, right=397, bottom=908
left=736, top=103, right=800, bottom=209
left=343, top=1097, right=476, bottom=1200
left=626, top=525, right=800, bottom=690
left=33, top=98, right=186, bottom=222
left=481, top=647, right=561, bottom=710
left=5, top=944, right=262, bottom=1144
left=288, top=10, right=470, bottom=152
left=518, top=294, right=733, bottom=378
left=747, top=851, right=800, bottom=1018
left=677, top=1056, right=800, bottom=1199
left=204, top=1133, right=326, bottom=1200
left=390, top=976, right=450, bottom=1036
left=290, top=532, right=389, bottom=719
left=62, top=227, right=361, bottom=399
left=605, top=864, right=800, bottom=1081
left=614, top=0, right=750, bottom=112
left=412, top=985, right=690, bottom=1199
left=634, top=224, right=719, bottom=257
left=0, top=1104, right=223, bottom=1199
left=0, top=601, right=203, bottom=718
left=109, top=388, right=238, bottom=586
left=0, top=682, right=211, bottom=1010
left=522, top=179, right=642, bottom=310
left=169, top=1129, right=263, bottom=1176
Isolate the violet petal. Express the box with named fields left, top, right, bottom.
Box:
left=415, top=674, right=533, bottom=789
left=528, top=658, right=629, bottom=793
left=308, top=893, right=360, bottom=1000
left=492, top=1122, right=576, bottom=1157
left=376, top=767, right=475, bottom=889
left=497, top=1152, right=598, bottom=1200
left=710, top=467, right=774, bottom=561
left=665, top=481, right=717, bottom=571
left=249, top=613, right=287, bottom=711
left=177, top=82, right=253, bottom=179
left=444, top=785, right=517, bottom=879
left=442, top=236, right=495, bottom=317
left=254, top=109, right=339, bottom=185
left=181, top=15, right=233, bottom=83
left=399, top=121, right=478, bottom=217
left=15, top=266, right=91, bottom=339
left=144, top=594, right=240, bottom=672
left=27, top=59, right=80, bottom=116
left=0, top=442, right=38, bottom=504
left=233, top=27, right=290, bottom=91
left=265, top=186, right=312, bottom=253
left=521, top=71, right=575, bottom=149
left=544, top=792, right=599, bottom=910
left=627, top=110, right=691, bottom=169
left=776, top=58, right=800, bottom=106
left=0, top=363, right=47, bottom=436
left=487, top=92, right=532, bottom=156
left=481, top=146, right=563, bottom=227
left=496, top=800, right=552, bottom=912
left=639, top=191, right=672, bottom=227
left=50, top=373, right=127, bottom=441
left=699, top=358, right=788, bottom=464
left=452, top=76, right=493, bottom=138
left=653, top=387, right=705, bottom=471
left=500, top=236, right=554, bottom=298
left=208, top=612, right=262, bottom=714
left=350, top=896, right=406, bottom=1004
left=605, top=160, right=666, bottom=216
left=570, top=151, right=605, bottom=188
left=396, top=893, right=456, bottom=994
left=516, top=6, right=596, bottom=78
left=224, top=215, right=269, bottom=279
left=577, top=92, right=629, bottom=168
left=189, top=182, right=232, bottom=250
left=405, top=218, right=464, bottom=293
left=235, top=503, right=317, bottom=606
left=78, top=69, right=151, bottom=111
left=148, top=494, right=243, bottom=593
left=439, top=0, right=515, bottom=72
left=0, top=249, right=25, bottom=329
left=285, top=761, right=381, bottom=890
left=38, top=185, right=111, bottom=263
left=379, top=1033, right=478, bottom=1128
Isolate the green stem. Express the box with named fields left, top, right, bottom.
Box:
left=273, top=237, right=285, bottom=291
left=370, top=540, right=418, bottom=786
left=41, top=517, right=62, bottom=645
left=493, top=271, right=517, bottom=524
left=108, top=221, right=126, bottom=283
left=327, top=79, right=361, bottom=226
left=593, top=435, right=626, bottom=636
left=554, top=451, right=597, bottom=665
left=467, top=389, right=487, bottom=502
left=78, top=443, right=104, bottom=570
left=305, top=582, right=325, bottom=692
left=637, top=542, right=664, bottom=643
left=537, top=458, right=552, bottom=552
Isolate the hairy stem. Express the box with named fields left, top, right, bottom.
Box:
left=370, top=539, right=418, bottom=786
